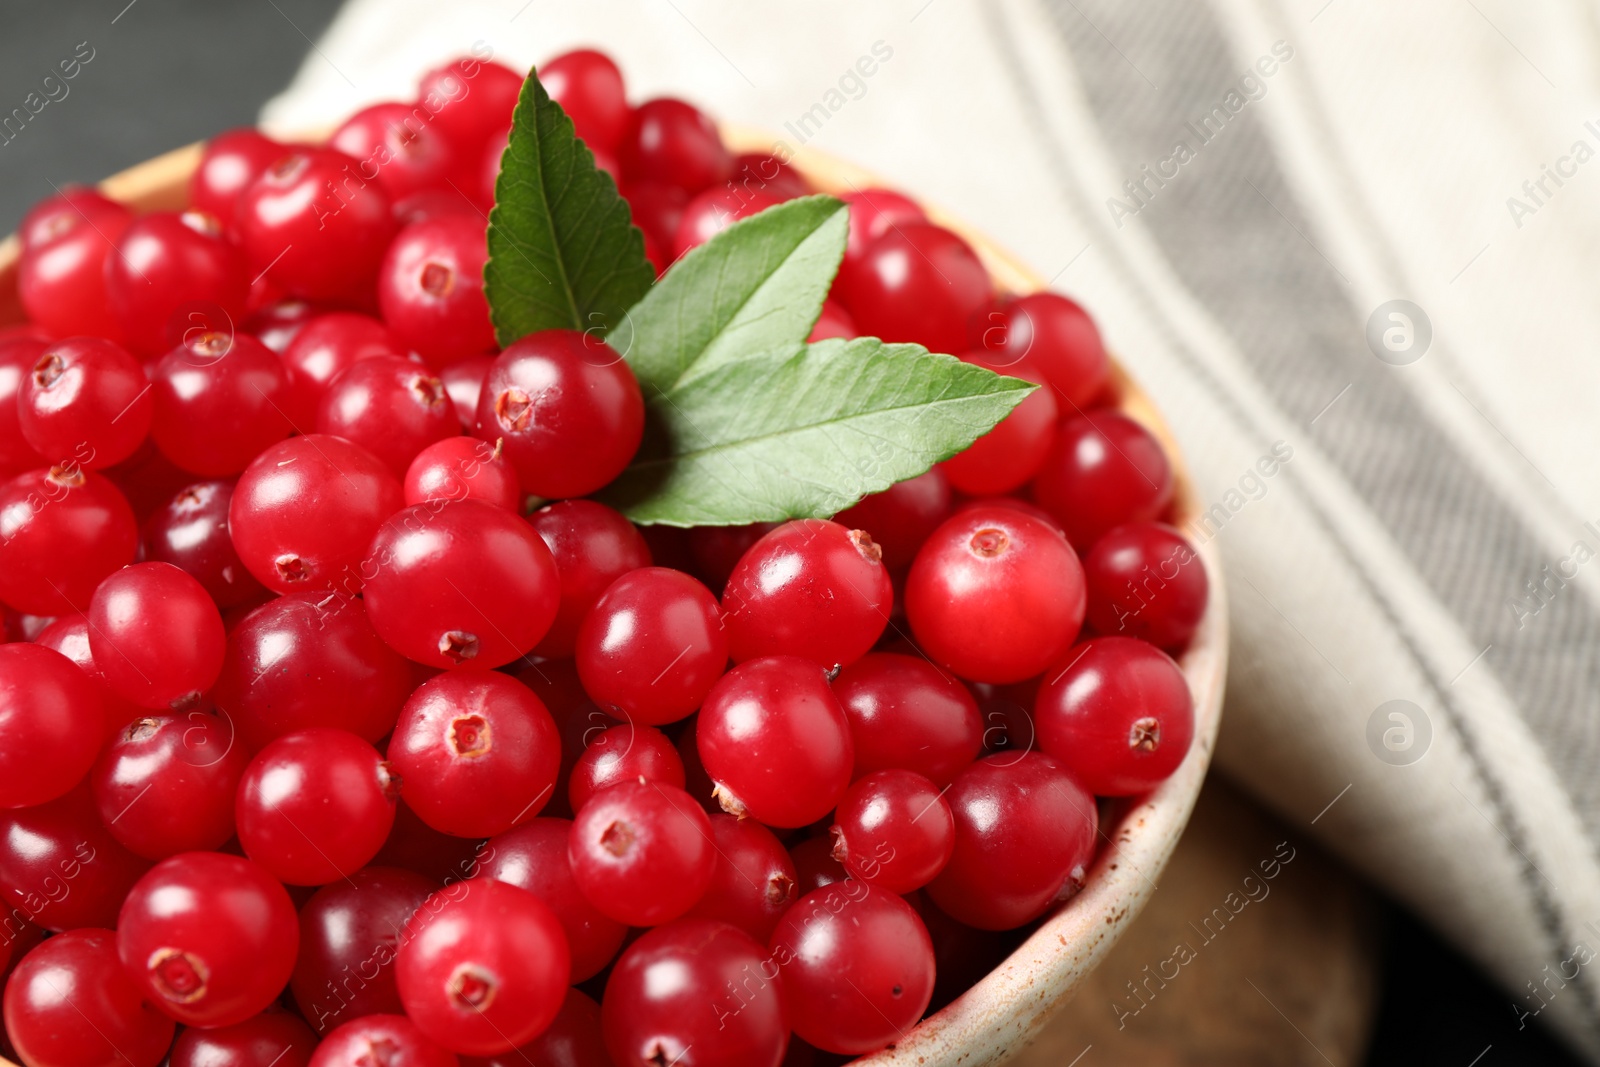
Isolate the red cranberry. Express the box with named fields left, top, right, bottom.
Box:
left=569, top=723, right=686, bottom=812
left=88, top=561, right=225, bottom=709
left=189, top=129, right=290, bottom=230
left=685, top=522, right=775, bottom=590
left=731, top=153, right=808, bottom=199
left=35, top=614, right=143, bottom=729
left=243, top=297, right=321, bottom=353
left=91, top=711, right=246, bottom=859
left=831, top=652, right=982, bottom=786
left=0, top=785, right=149, bottom=932
left=622, top=98, right=733, bottom=194
left=0, top=643, right=106, bottom=809
left=622, top=180, right=688, bottom=264
left=673, top=185, right=784, bottom=256
left=378, top=216, right=495, bottom=365
left=979, top=292, right=1110, bottom=408
left=280, top=311, right=407, bottom=425
left=461, top=988, right=608, bottom=1067
left=395, top=188, right=482, bottom=227
left=141, top=480, right=267, bottom=608
left=150, top=332, right=296, bottom=476
left=317, top=355, right=458, bottom=479
left=1083, top=521, right=1207, bottom=650
left=528, top=499, right=651, bottom=655
left=417, top=58, right=524, bottom=159
left=835, top=222, right=990, bottom=355
left=331, top=102, right=459, bottom=201
left=789, top=834, right=850, bottom=896
left=838, top=187, right=926, bottom=260
left=19, top=337, right=152, bottom=469
left=807, top=297, right=857, bottom=342
left=372, top=799, right=483, bottom=886
left=569, top=779, right=715, bottom=926
left=684, top=814, right=797, bottom=943
left=105, top=211, right=249, bottom=356
left=833, top=468, right=952, bottom=570
left=1032, top=410, right=1175, bottom=550
left=940, top=353, right=1058, bottom=494
left=404, top=436, right=520, bottom=510
left=438, top=354, right=493, bottom=427
left=0, top=466, right=136, bottom=616
left=542, top=49, right=629, bottom=153
left=17, top=204, right=133, bottom=341
left=830, top=769, right=954, bottom=893
left=309, top=1014, right=459, bottom=1067
left=0, top=337, right=50, bottom=475
left=19, top=186, right=129, bottom=252
left=170, top=1010, right=319, bottom=1067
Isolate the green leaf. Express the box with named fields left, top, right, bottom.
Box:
left=600, top=337, right=1037, bottom=526
left=484, top=68, right=655, bottom=345
left=609, top=195, right=848, bottom=394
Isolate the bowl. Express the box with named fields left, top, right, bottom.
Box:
left=0, top=129, right=1227, bottom=1067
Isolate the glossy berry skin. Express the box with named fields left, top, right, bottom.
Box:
left=280, top=311, right=406, bottom=426
left=0, top=467, right=137, bottom=616
left=211, top=591, right=414, bottom=750
left=291, top=866, right=437, bottom=1033
left=243, top=298, right=322, bottom=354
left=0, top=644, right=105, bottom=809
left=789, top=835, right=849, bottom=896
left=575, top=567, right=725, bottom=725
left=91, top=711, right=246, bottom=859
left=940, top=353, right=1057, bottom=495
left=684, top=814, right=797, bottom=943
left=404, top=436, right=521, bottom=510
left=1035, top=636, right=1195, bottom=795
left=364, top=500, right=560, bottom=669
left=835, top=223, right=990, bottom=356
left=141, top=480, right=267, bottom=608
left=309, top=1014, right=459, bottom=1067
left=808, top=297, right=857, bottom=342
left=417, top=58, right=523, bottom=159
left=542, top=49, right=629, bottom=153
left=622, top=98, right=733, bottom=194
left=732, top=153, right=808, bottom=199
left=685, top=522, right=774, bottom=591
left=17, top=205, right=133, bottom=341
left=722, top=519, right=891, bottom=669
left=838, top=187, right=927, bottom=261
left=978, top=292, right=1110, bottom=408
left=19, top=186, right=130, bottom=252
left=87, top=562, right=225, bottom=709
left=236, top=147, right=396, bottom=301
left=105, top=211, right=250, bottom=356
left=473, top=818, right=626, bottom=983
left=463, top=988, right=609, bottom=1067
left=1032, top=411, right=1175, bottom=550
left=236, top=728, right=399, bottom=885
left=19, top=337, right=152, bottom=470
left=830, top=769, right=954, bottom=894
left=388, top=671, right=560, bottom=837
left=1083, top=522, right=1208, bottom=650
left=189, top=129, right=289, bottom=228
left=569, top=779, right=715, bottom=927
left=317, top=355, right=458, bottom=478
left=603, top=919, right=788, bottom=1067
left=0, top=787, right=149, bottom=933
left=927, top=752, right=1098, bottom=930
left=116, top=852, right=299, bottom=1027
left=622, top=181, right=688, bottom=265
left=3, top=929, right=175, bottom=1067
left=673, top=186, right=784, bottom=256
left=528, top=499, right=651, bottom=656
left=697, top=656, right=853, bottom=828
left=35, top=615, right=142, bottom=729
left=397, top=881, right=571, bottom=1056
left=378, top=217, right=494, bottom=365
left=568, top=723, right=685, bottom=812
left=833, top=468, right=952, bottom=570
left=230, top=434, right=404, bottom=595
left=473, top=331, right=644, bottom=499
left=768, top=883, right=934, bottom=1056
left=169, top=1011, right=318, bottom=1067
left=438, top=355, right=492, bottom=427
left=905, top=506, right=1086, bottom=684
left=150, top=332, right=295, bottom=476
left=0, top=337, right=49, bottom=475
left=831, top=653, right=982, bottom=787
left=331, top=102, right=458, bottom=201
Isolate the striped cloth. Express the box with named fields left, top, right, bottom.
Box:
left=264, top=0, right=1600, bottom=1056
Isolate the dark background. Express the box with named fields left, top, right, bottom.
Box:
left=0, top=3, right=1584, bottom=1064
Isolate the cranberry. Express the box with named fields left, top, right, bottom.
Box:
left=789, top=835, right=849, bottom=896
left=569, top=779, right=715, bottom=926
left=372, top=799, right=483, bottom=886
left=117, top=852, right=298, bottom=1026
left=462, top=987, right=608, bottom=1067
left=830, top=769, right=953, bottom=893
left=473, top=331, right=644, bottom=499
left=623, top=181, right=688, bottom=264
left=404, top=436, right=521, bottom=510
left=978, top=291, right=1110, bottom=408
left=731, top=153, right=808, bottom=199
left=838, top=187, right=926, bottom=261
left=91, top=711, right=246, bottom=859
left=807, top=298, right=857, bottom=342
left=18, top=206, right=133, bottom=341
left=833, top=468, right=952, bottom=570
left=417, top=58, right=524, bottom=159
left=105, top=211, right=250, bottom=357
left=542, top=49, right=629, bottom=153
left=211, top=591, right=413, bottom=749
left=395, top=188, right=482, bottom=227
left=0, top=337, right=50, bottom=475
left=926, top=752, right=1097, bottom=930
left=905, top=505, right=1085, bottom=684
left=775, top=887, right=937, bottom=1056
left=835, top=223, right=990, bottom=355
left=170, top=1010, right=319, bottom=1067
left=575, top=567, right=726, bottom=725
left=3, top=929, right=175, bottom=1067
left=190, top=129, right=290, bottom=230
left=35, top=614, right=143, bottom=728
left=603, top=919, right=789, bottom=1067
left=244, top=297, right=321, bottom=352
left=236, top=147, right=396, bottom=302
left=19, top=186, right=129, bottom=252
left=0, top=786, right=149, bottom=932
left=521, top=499, right=645, bottom=655
left=397, top=881, right=571, bottom=1055
left=0, top=643, right=105, bottom=809
left=388, top=671, right=560, bottom=837
left=684, top=814, right=797, bottom=943
left=291, top=866, right=437, bottom=1033
left=18, top=337, right=152, bottom=470
left=230, top=434, right=403, bottom=595
left=378, top=217, right=495, bottom=365
left=331, top=102, right=459, bottom=201
left=87, top=561, right=224, bottom=709
left=831, top=653, right=980, bottom=786
left=622, top=98, right=733, bottom=194
left=674, top=717, right=718, bottom=813
left=309, top=1014, right=459, bottom=1067
left=477, top=128, right=511, bottom=206
left=685, top=522, right=774, bottom=590
left=473, top=818, right=626, bottom=983
left=364, top=500, right=560, bottom=668
left=151, top=332, right=296, bottom=476
left=437, top=354, right=492, bottom=428
left=280, top=311, right=407, bottom=426
left=318, top=356, right=458, bottom=478
left=722, top=519, right=891, bottom=669
left=673, top=186, right=784, bottom=256
left=102, top=442, right=197, bottom=524
left=698, top=656, right=853, bottom=827
left=0, top=466, right=136, bottom=615
left=940, top=353, right=1057, bottom=494
left=1032, top=411, right=1175, bottom=550
left=1083, top=521, right=1208, bottom=650
left=141, top=480, right=267, bottom=608
left=569, top=722, right=686, bottom=812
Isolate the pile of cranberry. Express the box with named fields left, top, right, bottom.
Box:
left=0, top=44, right=1208, bottom=1067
